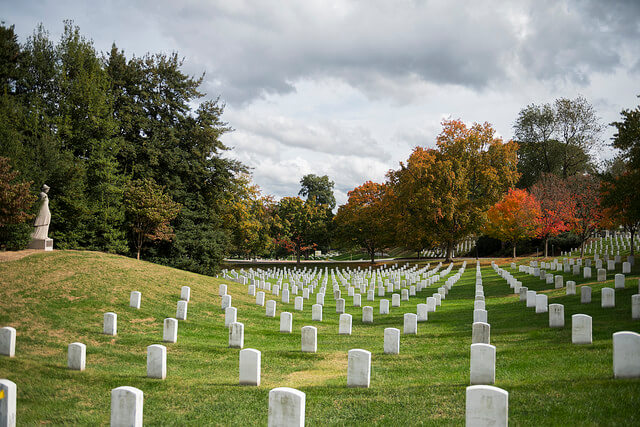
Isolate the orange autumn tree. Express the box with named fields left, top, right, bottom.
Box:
left=333, top=181, right=393, bottom=263
left=485, top=188, right=541, bottom=258
left=388, top=119, right=519, bottom=260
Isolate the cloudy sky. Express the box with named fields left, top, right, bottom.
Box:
left=5, top=0, right=640, bottom=206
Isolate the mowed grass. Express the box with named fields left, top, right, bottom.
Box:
left=0, top=251, right=639, bottom=425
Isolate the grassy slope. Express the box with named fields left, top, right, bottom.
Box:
left=0, top=251, right=639, bottom=425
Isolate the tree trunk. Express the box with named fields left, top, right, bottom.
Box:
left=580, top=239, right=585, bottom=258
left=513, top=242, right=517, bottom=259
left=544, top=238, right=549, bottom=258
left=445, top=240, right=453, bottom=262
left=631, top=229, right=635, bottom=257
left=137, top=247, right=141, bottom=260
left=296, top=247, right=301, bottom=264
left=370, top=248, right=375, bottom=264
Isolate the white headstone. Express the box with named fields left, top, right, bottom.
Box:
left=282, top=289, right=290, bottom=304
left=583, top=267, right=592, bottom=279
left=336, top=298, right=345, bottom=314
left=379, top=299, right=389, bottom=314
left=602, top=287, right=615, bottom=308
left=353, top=293, right=361, bottom=307
left=0, top=379, right=16, bottom=427
left=549, top=304, right=564, bottom=328
left=129, top=291, right=141, bottom=309
left=403, top=313, right=418, bottom=335
left=301, top=326, right=317, bottom=353
left=67, top=342, right=86, bottom=371
left=347, top=349, right=371, bottom=388
left=219, top=284, right=227, bottom=296
left=566, top=281, right=576, bottom=295
left=597, top=268, right=607, bottom=282
left=392, top=294, right=401, bottom=307
left=180, top=286, right=190, bottom=301
left=535, top=294, right=548, bottom=313
left=615, top=274, right=625, bottom=289
left=473, top=309, right=488, bottom=324
left=229, top=322, right=244, bottom=349
left=384, top=328, right=400, bottom=354
left=147, top=344, right=166, bottom=379
left=526, top=290, right=537, bottom=308
left=581, top=286, right=592, bottom=304
left=417, top=303, right=428, bottom=322
left=312, top=304, right=323, bottom=321
left=268, top=387, right=305, bottom=427
left=554, top=275, right=563, bottom=289
left=225, top=307, right=237, bottom=328
left=572, top=314, right=592, bottom=344
left=339, top=314, right=352, bottom=335
left=362, top=306, right=374, bottom=323
left=632, top=294, right=640, bottom=320
left=294, top=296, right=303, bottom=311
left=613, top=331, right=640, bottom=379
left=266, top=300, right=277, bottom=317
left=256, top=291, right=265, bottom=306
left=623, top=262, right=631, bottom=274
left=239, top=348, right=261, bottom=386
left=280, top=312, right=293, bottom=333
left=176, top=301, right=188, bottom=321
left=472, top=322, right=490, bottom=344
left=0, top=327, right=16, bottom=357
left=163, top=318, right=178, bottom=342
left=111, top=386, right=143, bottom=427
left=104, top=312, right=117, bottom=336
left=426, top=297, right=436, bottom=312
left=474, top=300, right=485, bottom=310
left=470, top=343, right=496, bottom=385
left=465, top=385, right=508, bottom=427
left=221, top=294, right=232, bottom=311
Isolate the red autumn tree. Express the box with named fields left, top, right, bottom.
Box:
left=530, top=173, right=575, bottom=257
left=565, top=174, right=602, bottom=257
left=485, top=188, right=541, bottom=258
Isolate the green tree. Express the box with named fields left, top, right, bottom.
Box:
left=299, top=174, right=336, bottom=210
left=611, top=95, right=640, bottom=169
left=513, top=97, right=601, bottom=187
left=124, top=179, right=181, bottom=260
left=274, top=197, right=327, bottom=264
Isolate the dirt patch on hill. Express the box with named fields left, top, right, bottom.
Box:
left=0, top=249, right=44, bottom=262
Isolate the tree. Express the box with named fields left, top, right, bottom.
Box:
left=530, top=173, right=574, bottom=257
left=611, top=95, right=640, bottom=169
left=601, top=170, right=640, bottom=257
left=485, top=188, right=541, bottom=258
left=124, top=179, right=181, bottom=260
left=274, top=197, right=326, bottom=264
left=333, top=181, right=393, bottom=263
left=389, top=119, right=519, bottom=260
left=513, top=97, right=601, bottom=186
left=0, top=157, right=37, bottom=250
left=222, top=173, right=275, bottom=259
left=0, top=157, right=36, bottom=227
left=299, top=174, right=336, bottom=210
left=565, top=174, right=602, bottom=257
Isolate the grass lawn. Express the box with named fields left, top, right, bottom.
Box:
left=1, top=250, right=639, bottom=425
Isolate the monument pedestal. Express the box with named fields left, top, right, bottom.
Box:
left=28, top=238, right=53, bottom=251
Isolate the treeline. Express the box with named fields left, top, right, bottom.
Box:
left=333, top=97, right=640, bottom=261
left=0, top=22, right=248, bottom=274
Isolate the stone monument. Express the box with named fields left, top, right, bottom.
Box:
left=28, top=184, right=53, bottom=251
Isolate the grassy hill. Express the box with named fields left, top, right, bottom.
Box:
left=1, top=251, right=639, bottom=425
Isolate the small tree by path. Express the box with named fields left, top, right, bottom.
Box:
left=566, top=174, right=602, bottom=258
left=124, top=179, right=181, bottom=260
left=485, top=188, right=541, bottom=258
